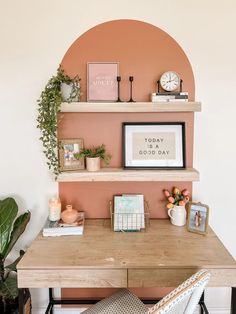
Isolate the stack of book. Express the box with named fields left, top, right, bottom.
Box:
left=151, top=92, right=188, bottom=102
left=113, top=194, right=145, bottom=232
left=43, top=212, right=85, bottom=237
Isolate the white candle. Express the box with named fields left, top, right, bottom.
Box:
left=48, top=197, right=61, bottom=221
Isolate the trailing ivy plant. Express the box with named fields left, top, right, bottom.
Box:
left=37, top=66, right=81, bottom=176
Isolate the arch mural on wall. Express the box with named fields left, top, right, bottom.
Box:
left=59, top=20, right=195, bottom=300
left=61, top=19, right=195, bottom=102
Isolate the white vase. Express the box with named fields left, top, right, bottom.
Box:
left=60, top=82, right=80, bottom=102
left=86, top=157, right=100, bottom=172
left=168, top=205, right=186, bottom=226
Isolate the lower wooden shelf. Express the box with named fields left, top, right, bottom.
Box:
left=56, top=168, right=199, bottom=182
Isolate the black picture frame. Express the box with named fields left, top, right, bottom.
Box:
left=122, top=122, right=186, bottom=169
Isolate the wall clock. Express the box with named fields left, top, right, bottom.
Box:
left=160, top=71, right=181, bottom=92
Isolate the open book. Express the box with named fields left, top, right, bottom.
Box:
left=43, top=212, right=85, bottom=236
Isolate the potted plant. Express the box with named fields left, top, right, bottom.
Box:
left=0, top=197, right=31, bottom=313
left=36, top=66, right=81, bottom=177
left=74, top=144, right=111, bottom=171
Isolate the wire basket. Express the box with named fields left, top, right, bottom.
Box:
left=109, top=200, right=150, bottom=232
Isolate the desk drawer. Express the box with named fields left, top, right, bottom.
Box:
left=128, top=268, right=236, bottom=287
left=18, top=269, right=127, bottom=288
left=128, top=269, right=201, bottom=287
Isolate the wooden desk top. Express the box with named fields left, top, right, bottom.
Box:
left=18, top=219, right=235, bottom=270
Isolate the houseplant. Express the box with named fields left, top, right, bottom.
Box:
left=0, top=197, right=31, bottom=313
left=37, top=66, right=81, bottom=176
left=74, top=144, right=111, bottom=171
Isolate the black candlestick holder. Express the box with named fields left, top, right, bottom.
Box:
left=116, top=76, right=122, bottom=102
left=128, top=76, right=136, bottom=102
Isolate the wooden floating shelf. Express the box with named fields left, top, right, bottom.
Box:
left=57, top=168, right=199, bottom=182
left=60, top=102, right=201, bottom=113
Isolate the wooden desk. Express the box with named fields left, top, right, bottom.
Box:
left=17, top=219, right=236, bottom=310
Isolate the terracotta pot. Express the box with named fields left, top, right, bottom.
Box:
left=61, top=205, right=79, bottom=224
left=86, top=157, right=100, bottom=171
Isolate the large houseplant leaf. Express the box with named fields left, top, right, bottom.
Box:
left=0, top=276, right=18, bottom=299
left=0, top=198, right=18, bottom=259
left=2, top=212, right=31, bottom=260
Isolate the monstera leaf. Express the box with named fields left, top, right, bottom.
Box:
left=0, top=198, right=30, bottom=260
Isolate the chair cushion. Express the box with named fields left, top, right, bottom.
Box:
left=81, top=289, right=149, bottom=314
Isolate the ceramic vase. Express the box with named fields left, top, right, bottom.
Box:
left=168, top=205, right=186, bottom=226
left=60, top=82, right=80, bottom=102
left=86, top=157, right=100, bottom=171
left=61, top=205, right=79, bottom=224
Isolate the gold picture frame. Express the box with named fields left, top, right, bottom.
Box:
left=59, top=139, right=85, bottom=171
left=186, top=202, right=209, bottom=235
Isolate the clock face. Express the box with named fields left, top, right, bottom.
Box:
left=160, top=71, right=180, bottom=92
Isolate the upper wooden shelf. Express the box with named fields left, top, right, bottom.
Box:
left=57, top=168, right=199, bottom=182
left=60, top=102, right=201, bottom=113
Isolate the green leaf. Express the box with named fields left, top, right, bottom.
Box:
left=0, top=276, right=18, bottom=299
left=3, top=212, right=30, bottom=259
left=0, top=198, right=18, bottom=259
left=5, top=250, right=25, bottom=272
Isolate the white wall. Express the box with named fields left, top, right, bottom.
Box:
left=0, top=0, right=235, bottom=312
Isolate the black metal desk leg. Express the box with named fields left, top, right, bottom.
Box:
left=231, top=287, right=236, bottom=314
left=18, top=288, right=24, bottom=314
left=199, top=291, right=209, bottom=314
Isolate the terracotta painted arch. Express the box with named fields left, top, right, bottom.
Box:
left=61, top=19, right=195, bottom=101
left=59, top=19, right=195, bottom=304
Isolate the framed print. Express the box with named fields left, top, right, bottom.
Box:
left=87, top=62, right=119, bottom=102
left=59, top=139, right=85, bottom=171
left=122, top=122, right=186, bottom=169
left=186, top=202, right=209, bottom=235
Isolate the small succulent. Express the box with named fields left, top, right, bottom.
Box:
left=163, top=187, right=190, bottom=209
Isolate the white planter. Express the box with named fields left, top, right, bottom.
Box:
left=86, top=157, right=100, bottom=172
left=168, top=205, right=186, bottom=226
left=61, top=82, right=80, bottom=102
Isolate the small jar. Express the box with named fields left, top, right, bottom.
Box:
left=48, top=197, right=61, bottom=221
left=61, top=205, right=79, bottom=224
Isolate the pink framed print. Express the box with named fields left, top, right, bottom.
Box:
left=87, top=62, right=119, bottom=102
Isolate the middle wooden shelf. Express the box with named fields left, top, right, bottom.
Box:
left=57, top=167, right=199, bottom=182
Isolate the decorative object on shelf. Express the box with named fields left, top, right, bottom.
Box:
left=123, top=122, right=186, bottom=169
left=59, top=138, right=85, bottom=172
left=116, top=76, right=122, bottom=102
left=0, top=197, right=31, bottom=313
left=87, top=62, right=119, bottom=102
left=151, top=92, right=188, bottom=103
left=61, top=204, right=80, bottom=224
left=163, top=186, right=189, bottom=226
left=43, top=211, right=85, bottom=237
left=186, top=202, right=209, bottom=235
left=48, top=197, right=61, bottom=221
left=37, top=66, right=82, bottom=177
left=74, top=144, right=111, bottom=172
left=128, top=76, right=136, bottom=102
left=157, top=71, right=183, bottom=93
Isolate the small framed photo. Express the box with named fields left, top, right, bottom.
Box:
left=87, top=62, right=119, bottom=102
left=186, top=202, right=209, bottom=235
left=59, top=139, right=85, bottom=171
left=122, top=122, right=186, bottom=169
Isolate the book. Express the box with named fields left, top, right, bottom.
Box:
left=151, top=92, right=188, bottom=102
left=43, top=212, right=85, bottom=237
left=113, top=194, right=145, bottom=231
